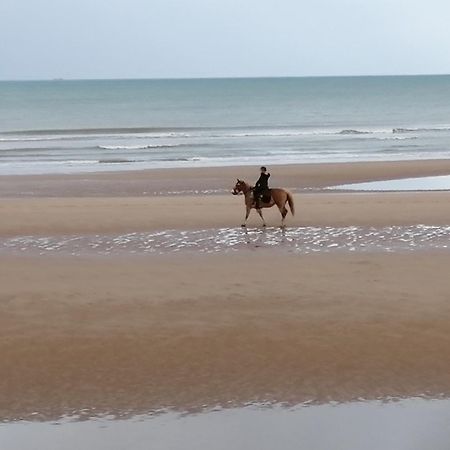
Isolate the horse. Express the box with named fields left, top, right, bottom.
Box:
left=232, top=179, right=295, bottom=228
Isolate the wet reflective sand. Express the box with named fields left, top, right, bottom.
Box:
left=2, top=398, right=450, bottom=450
left=1, top=224, right=449, bottom=256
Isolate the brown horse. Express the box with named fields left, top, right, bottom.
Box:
left=232, top=179, right=295, bottom=227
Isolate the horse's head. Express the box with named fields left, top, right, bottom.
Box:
left=232, top=179, right=248, bottom=195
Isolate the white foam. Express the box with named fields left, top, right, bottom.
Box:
left=97, top=144, right=182, bottom=150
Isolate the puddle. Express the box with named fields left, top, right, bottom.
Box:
left=2, top=398, right=450, bottom=450
left=0, top=225, right=449, bottom=256
left=331, top=174, right=450, bottom=191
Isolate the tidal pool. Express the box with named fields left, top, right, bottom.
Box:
left=2, top=398, right=450, bottom=450
left=331, top=174, right=450, bottom=191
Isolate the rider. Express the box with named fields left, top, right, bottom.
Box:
left=253, top=166, right=270, bottom=209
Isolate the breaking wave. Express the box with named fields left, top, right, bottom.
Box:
left=98, top=158, right=140, bottom=164
left=338, top=129, right=372, bottom=135
left=393, top=127, right=450, bottom=134
left=97, top=144, right=184, bottom=150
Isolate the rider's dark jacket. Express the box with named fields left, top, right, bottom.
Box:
left=254, top=173, right=270, bottom=193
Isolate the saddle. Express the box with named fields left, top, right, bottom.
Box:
left=261, top=189, right=272, bottom=204
left=253, top=189, right=272, bottom=205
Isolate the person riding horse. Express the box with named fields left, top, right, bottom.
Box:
left=232, top=176, right=294, bottom=228
left=253, top=166, right=270, bottom=209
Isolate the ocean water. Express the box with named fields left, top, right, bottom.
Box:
left=1, top=76, right=450, bottom=175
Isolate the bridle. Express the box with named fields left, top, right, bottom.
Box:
left=232, top=187, right=240, bottom=195
left=232, top=180, right=250, bottom=196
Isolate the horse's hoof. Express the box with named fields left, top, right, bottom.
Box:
left=262, top=224, right=267, bottom=228
left=241, top=224, right=247, bottom=228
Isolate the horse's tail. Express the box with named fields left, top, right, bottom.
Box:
left=286, top=191, right=295, bottom=216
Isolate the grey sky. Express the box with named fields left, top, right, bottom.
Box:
left=1, top=0, right=450, bottom=80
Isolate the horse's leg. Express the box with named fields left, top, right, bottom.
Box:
left=256, top=208, right=266, bottom=227
left=279, top=204, right=288, bottom=228
left=273, top=192, right=287, bottom=228
left=241, top=206, right=251, bottom=227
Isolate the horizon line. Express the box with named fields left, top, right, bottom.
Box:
left=1, top=72, right=450, bottom=83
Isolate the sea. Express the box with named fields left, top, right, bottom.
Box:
left=1, top=75, right=450, bottom=175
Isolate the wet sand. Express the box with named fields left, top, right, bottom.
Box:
left=1, top=159, right=450, bottom=424
left=2, top=252, right=450, bottom=422
left=1, top=225, right=450, bottom=256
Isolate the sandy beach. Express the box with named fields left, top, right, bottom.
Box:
left=1, top=159, right=450, bottom=422
left=2, top=158, right=450, bottom=198
left=1, top=159, right=450, bottom=237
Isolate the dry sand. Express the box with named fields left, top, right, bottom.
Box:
left=1, top=159, right=450, bottom=421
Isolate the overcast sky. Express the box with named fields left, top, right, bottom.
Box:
left=1, top=0, right=450, bottom=80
